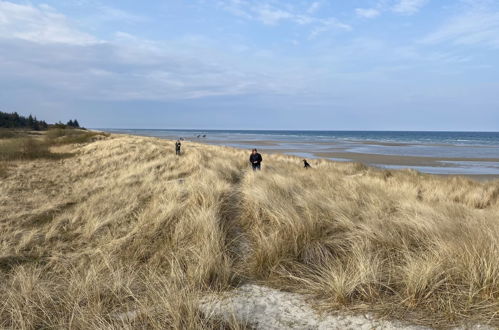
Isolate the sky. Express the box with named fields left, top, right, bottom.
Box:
left=0, top=0, right=498, bottom=130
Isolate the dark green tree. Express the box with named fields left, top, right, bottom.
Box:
left=0, top=111, right=51, bottom=130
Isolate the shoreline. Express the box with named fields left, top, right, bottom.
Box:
left=193, top=138, right=499, bottom=180
left=103, top=131, right=499, bottom=180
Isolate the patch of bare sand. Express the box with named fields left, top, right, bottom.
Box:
left=200, top=284, right=496, bottom=330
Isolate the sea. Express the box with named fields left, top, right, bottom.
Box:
left=101, top=129, right=499, bottom=176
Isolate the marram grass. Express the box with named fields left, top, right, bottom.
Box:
left=1, top=134, right=498, bottom=328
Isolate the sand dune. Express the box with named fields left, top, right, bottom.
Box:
left=1, top=134, right=498, bottom=329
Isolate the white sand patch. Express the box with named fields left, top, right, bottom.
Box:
left=199, top=284, right=495, bottom=330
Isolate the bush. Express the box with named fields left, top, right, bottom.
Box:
left=0, top=138, right=55, bottom=160
left=51, top=122, right=68, bottom=129
left=0, top=130, right=108, bottom=162
left=46, top=128, right=67, bottom=139
left=0, top=129, right=16, bottom=139
left=46, top=129, right=108, bottom=145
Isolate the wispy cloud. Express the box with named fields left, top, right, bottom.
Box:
left=421, top=8, right=499, bottom=48
left=306, top=2, right=321, bottom=14
left=254, top=4, right=294, bottom=25
left=0, top=2, right=96, bottom=45
left=92, top=4, right=147, bottom=24
left=217, top=0, right=350, bottom=33
left=392, top=0, right=428, bottom=15
left=0, top=2, right=286, bottom=102
left=355, top=0, right=428, bottom=18
left=355, top=8, right=381, bottom=18
left=309, top=18, right=352, bottom=39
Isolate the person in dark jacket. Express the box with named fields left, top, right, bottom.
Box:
left=303, top=159, right=311, bottom=169
left=249, top=149, right=262, bottom=171
left=175, top=140, right=181, bottom=155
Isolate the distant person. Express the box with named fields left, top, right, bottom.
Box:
left=175, top=140, right=181, bottom=155
left=249, top=149, right=263, bottom=171
left=303, top=159, right=311, bottom=169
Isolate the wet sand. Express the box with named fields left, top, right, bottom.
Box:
left=206, top=139, right=499, bottom=180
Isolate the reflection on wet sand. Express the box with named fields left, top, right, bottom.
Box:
left=207, top=139, right=499, bottom=178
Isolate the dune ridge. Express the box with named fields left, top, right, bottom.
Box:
left=1, top=134, right=499, bottom=329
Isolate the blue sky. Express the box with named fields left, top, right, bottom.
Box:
left=0, top=0, right=498, bottom=130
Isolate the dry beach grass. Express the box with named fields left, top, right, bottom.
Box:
left=1, top=132, right=499, bottom=328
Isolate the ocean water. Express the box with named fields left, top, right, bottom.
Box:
left=102, top=129, right=499, bottom=176
left=104, top=129, right=499, bottom=146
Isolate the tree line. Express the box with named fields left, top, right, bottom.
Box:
left=0, top=111, right=81, bottom=130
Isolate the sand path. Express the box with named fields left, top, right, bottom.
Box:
left=199, top=284, right=495, bottom=330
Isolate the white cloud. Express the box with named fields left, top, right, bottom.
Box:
left=355, top=0, right=427, bottom=19
left=0, top=1, right=291, bottom=102
left=421, top=11, right=499, bottom=48
left=306, top=2, right=321, bottom=14
left=0, top=2, right=96, bottom=45
left=392, top=0, right=428, bottom=15
left=355, top=8, right=380, bottom=18
left=255, top=5, right=293, bottom=25
left=0, top=35, right=279, bottom=101
left=217, top=0, right=350, bottom=32
left=309, top=18, right=352, bottom=39
left=95, top=5, right=146, bottom=23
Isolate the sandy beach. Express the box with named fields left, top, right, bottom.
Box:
left=193, top=139, right=499, bottom=180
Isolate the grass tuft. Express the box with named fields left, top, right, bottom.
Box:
left=0, top=255, right=47, bottom=272
left=0, top=162, right=7, bottom=178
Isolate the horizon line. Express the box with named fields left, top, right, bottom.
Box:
left=93, top=128, right=499, bottom=133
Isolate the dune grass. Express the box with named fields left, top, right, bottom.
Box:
left=0, top=129, right=109, bottom=162
left=0, top=129, right=17, bottom=139
left=0, top=128, right=47, bottom=139
left=0, top=138, right=55, bottom=161
left=0, top=162, right=7, bottom=178
left=1, top=134, right=498, bottom=328
left=45, top=128, right=109, bottom=145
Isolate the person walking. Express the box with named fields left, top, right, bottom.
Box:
left=303, top=159, right=311, bottom=169
left=175, top=140, right=181, bottom=155
left=249, top=149, right=262, bottom=171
